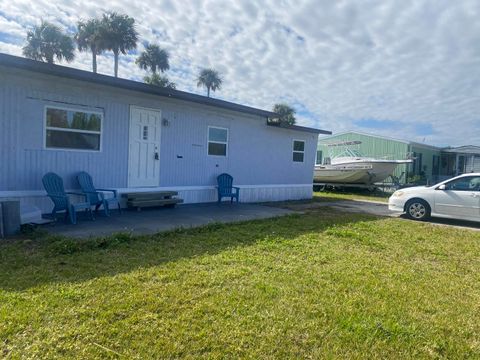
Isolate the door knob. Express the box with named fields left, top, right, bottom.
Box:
left=154, top=152, right=159, bottom=160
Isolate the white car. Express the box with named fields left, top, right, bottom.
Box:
left=389, top=173, right=480, bottom=222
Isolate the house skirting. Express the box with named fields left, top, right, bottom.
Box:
left=0, top=184, right=313, bottom=215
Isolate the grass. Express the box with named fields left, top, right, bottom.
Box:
left=313, top=189, right=391, bottom=202
left=265, top=189, right=389, bottom=210
left=1, top=208, right=480, bottom=359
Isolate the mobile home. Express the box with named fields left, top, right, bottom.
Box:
left=0, top=54, right=330, bottom=213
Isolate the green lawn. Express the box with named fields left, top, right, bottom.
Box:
left=1, top=208, right=479, bottom=359
left=314, top=190, right=390, bottom=202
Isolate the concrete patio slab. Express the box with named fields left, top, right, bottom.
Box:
left=43, top=203, right=296, bottom=238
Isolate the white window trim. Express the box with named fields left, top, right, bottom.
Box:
left=293, top=139, right=305, bottom=163
left=43, top=105, right=103, bottom=152
left=207, top=126, right=229, bottom=157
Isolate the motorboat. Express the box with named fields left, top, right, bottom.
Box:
left=314, top=141, right=412, bottom=184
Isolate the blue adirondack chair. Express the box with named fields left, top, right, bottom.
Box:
left=217, top=173, right=240, bottom=203
left=77, top=171, right=121, bottom=216
left=42, top=172, right=93, bottom=224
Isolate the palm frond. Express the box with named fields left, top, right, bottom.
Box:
left=101, top=12, right=138, bottom=54
left=135, top=43, right=170, bottom=73
left=22, top=20, right=75, bottom=64
left=196, top=68, right=223, bottom=96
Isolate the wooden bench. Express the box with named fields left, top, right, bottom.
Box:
left=122, top=191, right=184, bottom=211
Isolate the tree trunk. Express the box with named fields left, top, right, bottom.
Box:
left=92, top=51, right=97, bottom=73
left=114, top=50, right=119, bottom=77
left=46, top=53, right=54, bottom=64
left=207, top=86, right=210, bottom=97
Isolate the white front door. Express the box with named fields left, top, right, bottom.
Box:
left=128, top=106, right=162, bottom=187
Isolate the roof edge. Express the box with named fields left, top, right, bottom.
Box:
left=320, top=130, right=441, bottom=150
left=0, top=53, right=277, bottom=118
left=320, top=130, right=410, bottom=145
left=267, top=122, right=331, bottom=135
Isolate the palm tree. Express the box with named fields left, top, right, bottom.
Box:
left=23, top=20, right=75, bottom=64
left=197, top=68, right=222, bottom=97
left=136, top=44, right=169, bottom=74
left=144, top=73, right=176, bottom=89
left=272, top=103, right=296, bottom=125
left=100, top=12, right=138, bottom=77
left=75, top=18, right=104, bottom=73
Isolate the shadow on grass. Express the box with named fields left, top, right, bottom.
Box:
left=315, top=188, right=390, bottom=200
left=263, top=191, right=389, bottom=210
left=0, top=208, right=380, bottom=291
left=399, top=214, right=480, bottom=230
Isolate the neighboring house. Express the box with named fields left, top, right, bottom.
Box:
left=0, top=53, right=330, bottom=213
left=317, top=131, right=442, bottom=184
left=317, top=131, right=480, bottom=185
left=440, top=146, right=480, bottom=178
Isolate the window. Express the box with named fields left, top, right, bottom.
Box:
left=208, top=126, right=228, bottom=156
left=293, top=140, right=305, bottom=162
left=45, top=107, right=102, bottom=151
left=316, top=150, right=323, bottom=165
left=445, top=176, right=480, bottom=191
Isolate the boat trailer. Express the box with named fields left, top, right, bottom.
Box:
left=313, top=172, right=406, bottom=193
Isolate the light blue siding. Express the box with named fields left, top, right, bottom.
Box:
left=0, top=67, right=317, bottom=198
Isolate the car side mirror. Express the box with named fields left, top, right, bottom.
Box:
left=437, top=184, right=446, bottom=190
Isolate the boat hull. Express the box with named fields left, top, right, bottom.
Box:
left=334, top=161, right=408, bottom=183
left=314, top=167, right=371, bottom=183
left=314, top=160, right=410, bottom=184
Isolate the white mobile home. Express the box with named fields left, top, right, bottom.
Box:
left=0, top=54, right=330, bottom=213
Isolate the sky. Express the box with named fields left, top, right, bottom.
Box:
left=1, top=0, right=480, bottom=147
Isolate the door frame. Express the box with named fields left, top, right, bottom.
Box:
left=127, top=105, right=163, bottom=187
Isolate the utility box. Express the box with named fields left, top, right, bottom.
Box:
left=0, top=200, right=21, bottom=238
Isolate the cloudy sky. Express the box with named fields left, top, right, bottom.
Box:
left=1, top=0, right=479, bottom=146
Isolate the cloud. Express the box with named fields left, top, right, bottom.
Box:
left=353, top=119, right=401, bottom=130
left=1, top=0, right=480, bottom=146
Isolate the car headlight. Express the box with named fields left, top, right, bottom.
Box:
left=392, top=191, right=405, bottom=198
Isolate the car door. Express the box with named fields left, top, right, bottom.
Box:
left=434, top=176, right=480, bottom=220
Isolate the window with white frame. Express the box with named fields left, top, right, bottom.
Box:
left=293, top=140, right=305, bottom=162
left=208, top=126, right=228, bottom=156
left=45, top=106, right=102, bottom=151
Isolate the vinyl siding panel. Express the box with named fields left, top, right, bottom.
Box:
left=472, top=156, right=480, bottom=172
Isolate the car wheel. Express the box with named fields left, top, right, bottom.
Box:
left=405, top=199, right=431, bottom=221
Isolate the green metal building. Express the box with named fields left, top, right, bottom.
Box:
left=317, top=131, right=442, bottom=184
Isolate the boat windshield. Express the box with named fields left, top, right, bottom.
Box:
left=337, top=148, right=363, bottom=158
left=325, top=140, right=365, bottom=159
